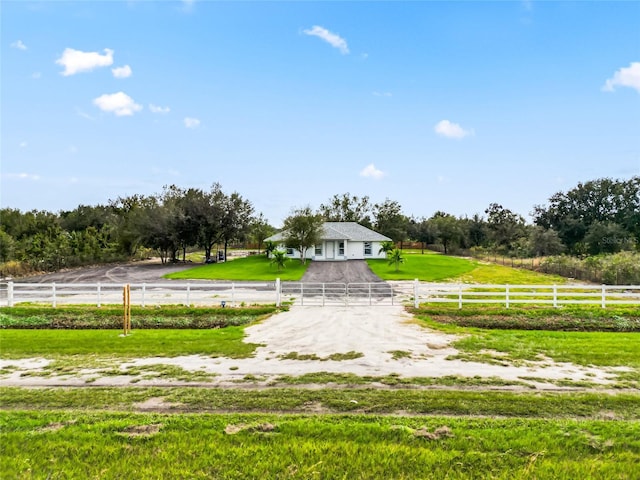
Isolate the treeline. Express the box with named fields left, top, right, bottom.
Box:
left=0, top=184, right=270, bottom=276
left=1, top=176, right=638, bottom=280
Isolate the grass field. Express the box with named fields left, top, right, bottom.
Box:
left=165, top=255, right=308, bottom=281
left=367, top=253, right=566, bottom=284
left=3, top=304, right=639, bottom=478
left=2, top=410, right=638, bottom=478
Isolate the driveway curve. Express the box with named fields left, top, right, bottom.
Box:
left=300, top=260, right=384, bottom=284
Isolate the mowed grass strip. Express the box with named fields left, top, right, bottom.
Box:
left=165, top=255, right=308, bottom=281
left=3, top=387, right=640, bottom=419
left=0, top=328, right=258, bottom=359
left=2, top=410, right=639, bottom=479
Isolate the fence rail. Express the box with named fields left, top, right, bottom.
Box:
left=1, top=281, right=639, bottom=308
left=414, top=283, right=640, bottom=308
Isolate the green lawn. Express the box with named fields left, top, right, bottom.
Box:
left=368, top=252, right=567, bottom=284
left=0, top=328, right=258, bottom=359
left=366, top=254, right=476, bottom=281
left=2, top=411, right=638, bottom=479
left=165, top=255, right=308, bottom=281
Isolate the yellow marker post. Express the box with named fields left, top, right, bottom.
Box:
left=123, top=284, right=131, bottom=336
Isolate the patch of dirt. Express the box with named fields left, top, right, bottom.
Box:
left=134, top=397, right=181, bottom=411
left=120, top=423, right=162, bottom=437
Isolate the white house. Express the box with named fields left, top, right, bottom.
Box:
left=265, top=222, right=392, bottom=261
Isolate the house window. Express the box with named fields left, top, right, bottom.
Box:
left=286, top=248, right=294, bottom=256
left=364, top=242, right=372, bottom=256
left=339, top=242, right=345, bottom=255
left=315, top=244, right=323, bottom=256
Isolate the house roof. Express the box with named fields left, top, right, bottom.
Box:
left=266, top=222, right=391, bottom=243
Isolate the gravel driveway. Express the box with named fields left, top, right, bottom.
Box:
left=301, top=260, right=384, bottom=284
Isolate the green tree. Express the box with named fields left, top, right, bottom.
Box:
left=387, top=248, right=405, bottom=272
left=270, top=249, right=288, bottom=272
left=584, top=221, right=634, bottom=255
left=378, top=241, right=395, bottom=255
left=528, top=226, right=565, bottom=257
left=264, top=240, right=278, bottom=257
left=283, top=206, right=324, bottom=264
left=373, top=198, right=408, bottom=243
left=251, top=213, right=275, bottom=254
left=485, top=203, right=526, bottom=252
left=430, top=212, right=462, bottom=255
left=319, top=193, right=373, bottom=227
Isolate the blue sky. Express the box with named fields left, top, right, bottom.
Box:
left=2, top=1, right=639, bottom=226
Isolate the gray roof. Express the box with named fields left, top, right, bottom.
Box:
left=266, top=222, right=391, bottom=243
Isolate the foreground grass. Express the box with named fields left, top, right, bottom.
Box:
left=165, top=255, right=308, bottom=281
left=2, top=409, right=638, bottom=479
left=0, top=328, right=258, bottom=359
left=3, top=387, right=640, bottom=418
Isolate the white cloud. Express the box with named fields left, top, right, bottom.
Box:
left=76, top=108, right=95, bottom=120
left=373, top=91, right=392, bottom=97
left=93, top=92, right=142, bottom=116
left=184, top=117, right=201, bottom=128
left=20, top=141, right=28, bottom=148
left=11, top=40, right=27, bottom=50
left=112, top=65, right=132, bottom=79
left=31, top=72, right=41, bottom=79
left=434, top=120, right=474, bottom=139
left=359, top=163, right=386, bottom=180
left=303, top=26, right=349, bottom=54
left=602, top=62, right=640, bottom=93
left=149, top=104, right=170, bottom=114
left=4, top=172, right=41, bottom=181
left=56, top=48, right=114, bottom=76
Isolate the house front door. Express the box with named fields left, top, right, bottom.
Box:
left=326, top=241, right=335, bottom=259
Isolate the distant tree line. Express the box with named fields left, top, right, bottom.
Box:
left=1, top=176, right=637, bottom=278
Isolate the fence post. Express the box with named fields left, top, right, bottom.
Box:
left=553, top=285, right=557, bottom=308
left=52, top=282, right=56, bottom=308
left=505, top=285, right=509, bottom=309
left=97, top=282, right=101, bottom=308
left=322, top=283, right=325, bottom=307
left=186, top=283, right=190, bottom=307
left=232, top=282, right=235, bottom=307
left=141, top=284, right=146, bottom=308
left=414, top=279, right=419, bottom=308
left=7, top=281, right=13, bottom=307
left=458, top=284, right=463, bottom=309
left=275, top=278, right=281, bottom=307
left=369, top=283, right=372, bottom=306
left=601, top=284, right=606, bottom=309
left=301, top=283, right=304, bottom=306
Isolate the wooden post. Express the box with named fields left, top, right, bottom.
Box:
left=123, top=284, right=131, bottom=336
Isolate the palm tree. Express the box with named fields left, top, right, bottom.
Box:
left=378, top=241, right=395, bottom=255
left=270, top=249, right=288, bottom=272
left=387, top=248, right=405, bottom=272
left=264, top=240, right=277, bottom=258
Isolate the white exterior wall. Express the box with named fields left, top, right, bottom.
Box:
left=277, top=240, right=385, bottom=261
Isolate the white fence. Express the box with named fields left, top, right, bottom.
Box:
left=1, top=281, right=639, bottom=308
left=415, top=283, right=640, bottom=308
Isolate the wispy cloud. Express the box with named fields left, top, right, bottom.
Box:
left=93, top=92, right=142, bottom=116
left=303, top=26, right=349, bottom=54
left=359, top=163, right=386, bottom=180
left=373, top=91, right=392, bottom=97
left=149, top=104, right=170, bottom=114
left=76, top=108, right=95, bottom=121
left=112, top=65, right=132, bottom=79
left=3, top=172, right=41, bottom=181
left=20, top=141, right=28, bottom=148
left=11, top=40, right=27, bottom=50
left=56, top=48, right=114, bottom=76
left=31, top=72, right=41, bottom=79
left=602, top=62, right=640, bottom=93
left=434, top=120, right=474, bottom=139
left=184, top=117, right=201, bottom=128
left=68, top=145, right=78, bottom=154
